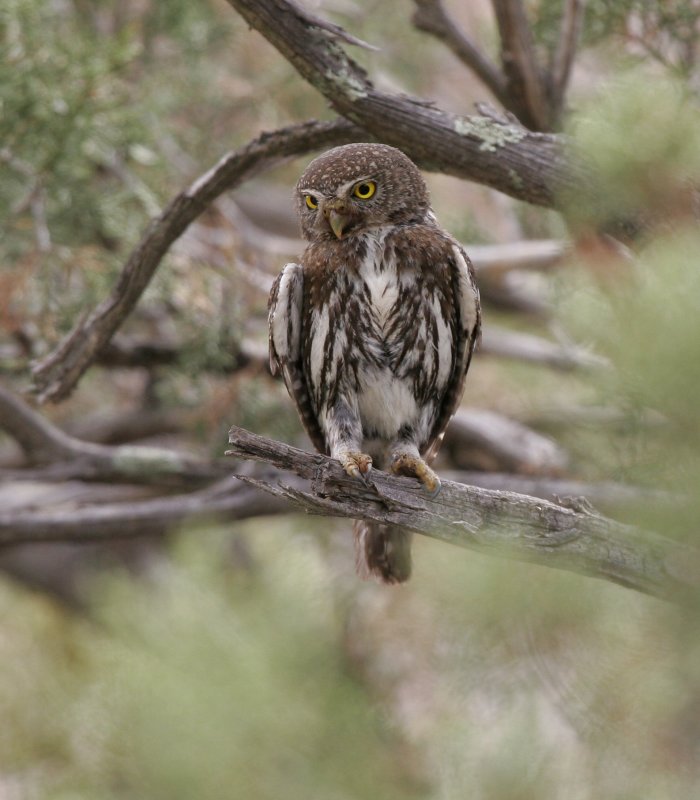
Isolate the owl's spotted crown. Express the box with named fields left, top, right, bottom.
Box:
left=295, top=143, right=431, bottom=241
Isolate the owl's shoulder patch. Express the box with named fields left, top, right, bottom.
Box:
left=386, top=223, right=456, bottom=274
left=268, top=261, right=303, bottom=375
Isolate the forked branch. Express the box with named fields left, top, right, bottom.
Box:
left=224, top=0, right=578, bottom=204
left=226, top=425, right=700, bottom=602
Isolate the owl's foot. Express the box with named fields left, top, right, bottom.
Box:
left=391, top=453, right=442, bottom=497
left=338, top=451, right=373, bottom=482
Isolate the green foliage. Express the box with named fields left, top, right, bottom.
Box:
left=561, top=69, right=700, bottom=522
left=583, top=0, right=700, bottom=61
left=0, top=0, right=299, bottom=341
left=411, top=538, right=700, bottom=799
left=1, top=0, right=145, bottom=247
left=560, top=230, right=700, bottom=536
left=4, top=1, right=700, bottom=797
left=566, top=70, right=700, bottom=227
left=0, top=529, right=419, bottom=799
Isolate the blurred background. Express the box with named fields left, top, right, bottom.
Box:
left=2, top=0, right=700, bottom=797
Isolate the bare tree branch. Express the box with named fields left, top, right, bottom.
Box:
left=412, top=0, right=509, bottom=105
left=549, top=0, right=585, bottom=110
left=0, top=383, right=230, bottom=487
left=444, top=409, right=569, bottom=475
left=27, top=325, right=600, bottom=377
left=30, top=118, right=363, bottom=403
left=0, top=382, right=77, bottom=462
left=225, top=426, right=700, bottom=602
left=480, top=328, right=608, bottom=371
left=442, top=470, right=680, bottom=512
left=469, top=239, right=569, bottom=275
left=0, top=477, right=289, bottom=545
left=224, top=0, right=578, bottom=206
left=492, top=0, right=552, bottom=130
left=523, top=404, right=667, bottom=432
left=29, top=0, right=583, bottom=407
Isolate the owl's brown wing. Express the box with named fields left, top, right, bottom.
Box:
left=268, top=263, right=327, bottom=454
left=423, top=241, right=481, bottom=463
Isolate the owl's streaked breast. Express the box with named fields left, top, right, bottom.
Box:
left=303, top=229, right=454, bottom=450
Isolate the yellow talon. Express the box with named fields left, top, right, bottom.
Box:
left=391, top=453, right=442, bottom=497
left=339, top=451, right=373, bottom=480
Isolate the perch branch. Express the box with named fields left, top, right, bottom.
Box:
left=31, top=118, right=364, bottom=403
left=226, top=425, right=700, bottom=601
left=442, top=470, right=680, bottom=512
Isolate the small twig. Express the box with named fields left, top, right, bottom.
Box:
left=225, top=425, right=700, bottom=601
left=285, top=0, right=379, bottom=51
left=492, top=0, right=552, bottom=130
left=411, top=0, right=509, bottom=105
left=548, top=0, right=585, bottom=111
left=29, top=186, right=52, bottom=253
left=523, top=404, right=667, bottom=432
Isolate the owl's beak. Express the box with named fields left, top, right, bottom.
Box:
left=326, top=208, right=351, bottom=240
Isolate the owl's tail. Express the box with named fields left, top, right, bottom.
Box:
left=353, top=520, right=412, bottom=584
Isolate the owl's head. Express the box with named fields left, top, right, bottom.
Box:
left=295, top=143, right=430, bottom=242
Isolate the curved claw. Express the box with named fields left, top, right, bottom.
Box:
left=339, top=451, right=373, bottom=481
left=424, top=475, right=442, bottom=499
left=391, top=453, right=441, bottom=497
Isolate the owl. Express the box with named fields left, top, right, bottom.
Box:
left=268, top=143, right=480, bottom=583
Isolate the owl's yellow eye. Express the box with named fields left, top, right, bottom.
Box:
left=353, top=181, right=376, bottom=200
left=305, top=195, right=318, bottom=210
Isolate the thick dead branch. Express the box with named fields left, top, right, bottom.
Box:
left=62, top=408, right=189, bottom=445
left=0, top=477, right=289, bottom=545
left=469, top=239, right=568, bottom=275
left=97, top=334, right=267, bottom=374
left=524, top=404, right=667, bottom=432
left=31, top=118, right=363, bottom=403
left=0, top=384, right=229, bottom=487
left=444, top=409, right=569, bottom=475
left=479, top=328, right=608, bottom=371
left=478, top=270, right=552, bottom=314
left=52, top=327, right=599, bottom=377
left=224, top=0, right=578, bottom=206
left=226, top=426, right=700, bottom=601
left=442, top=470, right=679, bottom=512
left=412, top=0, right=509, bottom=105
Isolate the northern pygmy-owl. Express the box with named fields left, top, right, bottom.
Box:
left=269, top=143, right=481, bottom=583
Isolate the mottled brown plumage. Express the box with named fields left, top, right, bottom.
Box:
left=269, top=143, right=480, bottom=583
